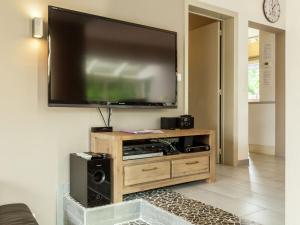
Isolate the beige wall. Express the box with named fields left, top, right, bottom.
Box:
left=0, top=0, right=287, bottom=225
left=0, top=1, right=185, bottom=225
left=286, top=0, right=300, bottom=224
left=275, top=31, right=285, bottom=157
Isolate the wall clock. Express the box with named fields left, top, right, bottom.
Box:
left=263, top=0, right=281, bottom=23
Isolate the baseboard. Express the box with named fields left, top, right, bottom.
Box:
left=237, top=158, right=249, bottom=166
left=249, top=144, right=275, bottom=155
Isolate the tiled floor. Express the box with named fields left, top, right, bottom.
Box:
left=172, top=153, right=285, bottom=225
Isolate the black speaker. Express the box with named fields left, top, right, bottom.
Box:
left=70, top=152, right=111, bottom=207
left=160, top=117, right=178, bottom=130
left=177, top=136, right=194, bottom=152
left=177, top=115, right=194, bottom=129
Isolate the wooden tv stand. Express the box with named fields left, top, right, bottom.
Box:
left=90, top=129, right=215, bottom=203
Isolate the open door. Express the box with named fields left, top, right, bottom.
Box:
left=188, top=20, right=221, bottom=162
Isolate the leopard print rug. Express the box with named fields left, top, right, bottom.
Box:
left=123, top=189, right=261, bottom=225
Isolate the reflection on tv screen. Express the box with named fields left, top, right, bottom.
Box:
left=48, top=6, right=177, bottom=107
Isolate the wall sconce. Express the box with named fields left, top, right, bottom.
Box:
left=32, top=17, right=43, bottom=38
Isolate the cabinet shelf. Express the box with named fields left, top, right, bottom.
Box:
left=122, top=151, right=210, bottom=166
left=91, top=128, right=216, bottom=203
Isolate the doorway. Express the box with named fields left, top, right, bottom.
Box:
left=247, top=22, right=285, bottom=158
left=186, top=4, right=236, bottom=166
left=188, top=13, right=222, bottom=163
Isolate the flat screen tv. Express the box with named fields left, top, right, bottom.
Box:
left=48, top=6, right=177, bottom=108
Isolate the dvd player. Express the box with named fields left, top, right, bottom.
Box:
left=123, top=142, right=166, bottom=160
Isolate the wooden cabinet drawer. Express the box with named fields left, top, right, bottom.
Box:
left=172, top=156, right=209, bottom=178
left=124, top=161, right=170, bottom=186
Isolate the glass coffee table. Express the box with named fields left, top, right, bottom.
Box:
left=64, top=195, right=191, bottom=225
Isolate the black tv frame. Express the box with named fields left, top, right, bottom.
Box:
left=47, top=6, right=178, bottom=108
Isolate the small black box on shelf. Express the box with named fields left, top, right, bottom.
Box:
left=176, top=136, right=210, bottom=153
left=91, top=127, right=113, bottom=132
left=160, top=117, right=178, bottom=130
left=177, top=115, right=194, bottom=129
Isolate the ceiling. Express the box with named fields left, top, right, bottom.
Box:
left=189, top=13, right=217, bottom=30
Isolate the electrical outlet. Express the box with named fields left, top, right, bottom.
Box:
left=177, top=73, right=182, bottom=82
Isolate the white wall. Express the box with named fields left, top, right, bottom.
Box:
left=0, top=0, right=286, bottom=224
left=248, top=103, right=275, bottom=154
left=286, top=0, right=300, bottom=224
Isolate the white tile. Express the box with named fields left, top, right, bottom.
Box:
left=197, top=182, right=252, bottom=199
left=241, top=192, right=285, bottom=213
left=234, top=181, right=285, bottom=200
left=177, top=189, right=264, bottom=217
left=243, top=209, right=285, bottom=225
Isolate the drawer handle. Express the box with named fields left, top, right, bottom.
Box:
left=185, top=161, right=199, bottom=165
left=142, top=167, right=158, bottom=172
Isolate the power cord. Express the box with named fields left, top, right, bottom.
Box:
left=97, top=107, right=108, bottom=127
left=107, top=107, right=112, bottom=127
left=151, top=139, right=178, bottom=153
left=97, top=107, right=112, bottom=127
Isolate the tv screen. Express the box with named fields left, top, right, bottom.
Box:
left=48, top=6, right=177, bottom=108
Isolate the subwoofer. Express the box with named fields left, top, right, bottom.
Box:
left=70, top=152, right=111, bottom=207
